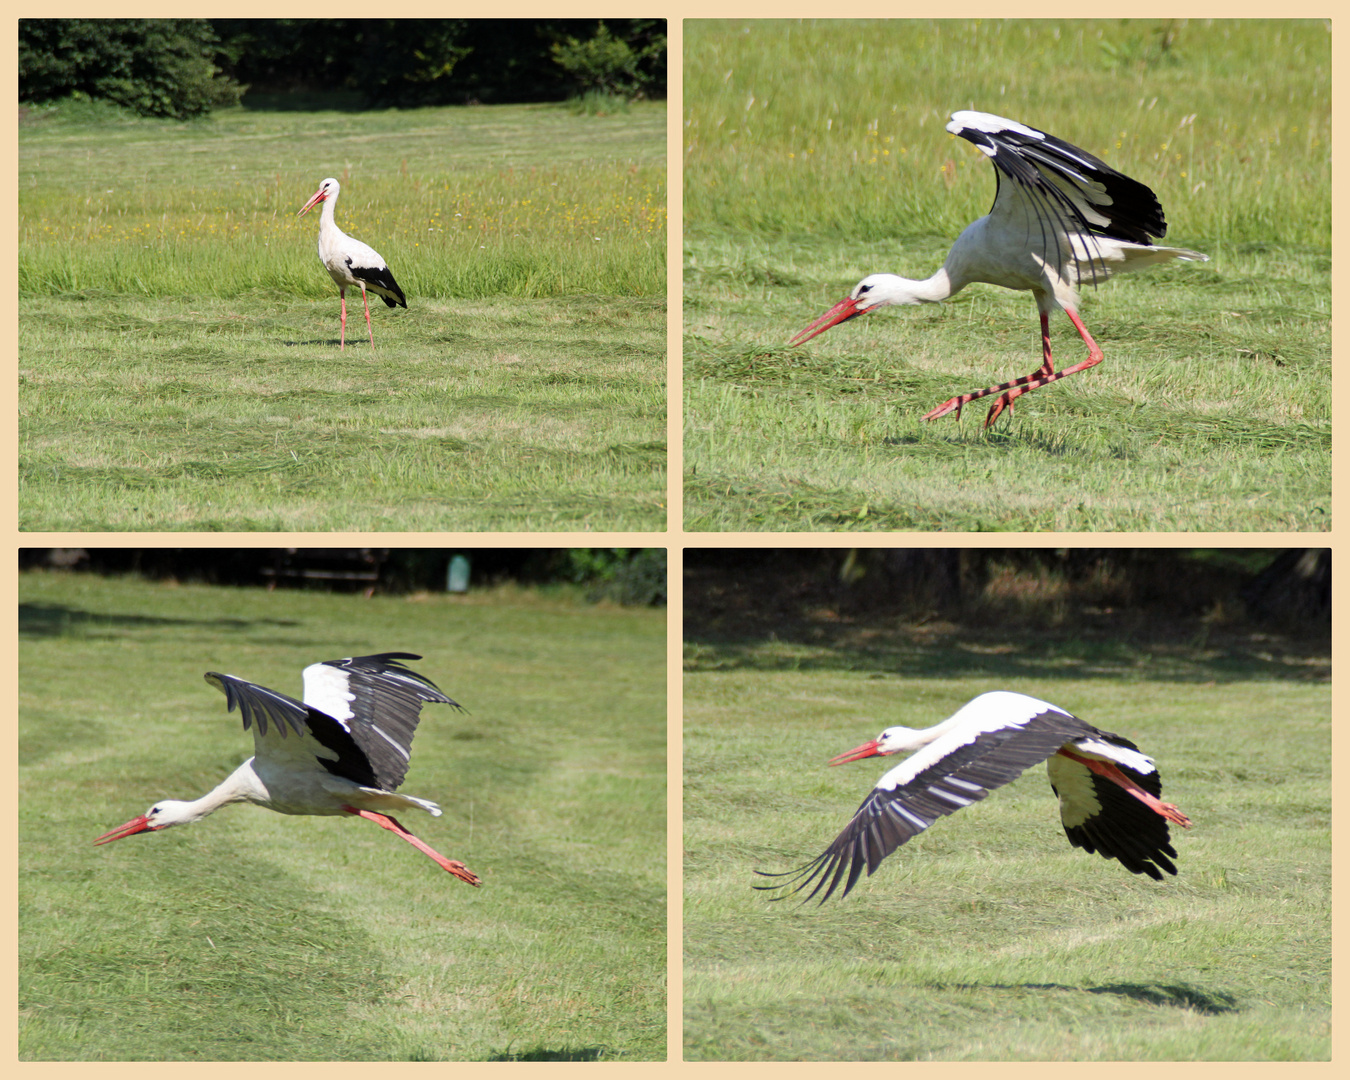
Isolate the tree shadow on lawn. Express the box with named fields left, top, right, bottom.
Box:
left=19, top=602, right=300, bottom=640
left=684, top=557, right=1329, bottom=687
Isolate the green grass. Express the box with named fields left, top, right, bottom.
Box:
left=20, top=570, right=666, bottom=1061
left=19, top=99, right=667, bottom=530
left=683, top=20, right=1330, bottom=531
left=684, top=634, right=1330, bottom=1060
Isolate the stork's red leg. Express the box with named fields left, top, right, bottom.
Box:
left=923, top=309, right=1102, bottom=428
left=338, top=287, right=348, bottom=351
left=360, top=286, right=376, bottom=350
left=1057, top=749, right=1193, bottom=828
left=345, top=806, right=482, bottom=885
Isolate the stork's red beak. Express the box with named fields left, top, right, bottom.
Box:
left=297, top=190, right=325, bottom=217
left=93, top=814, right=154, bottom=846
left=829, top=739, right=884, bottom=766
left=789, top=295, right=865, bottom=346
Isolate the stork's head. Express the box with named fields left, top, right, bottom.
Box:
left=93, top=800, right=202, bottom=845
left=298, top=178, right=340, bottom=217
left=789, top=274, right=919, bottom=346
left=829, top=725, right=928, bottom=765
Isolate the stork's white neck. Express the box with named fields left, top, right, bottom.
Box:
left=318, top=193, right=339, bottom=234
left=879, top=712, right=966, bottom=754
left=856, top=268, right=957, bottom=311
left=165, top=758, right=268, bottom=825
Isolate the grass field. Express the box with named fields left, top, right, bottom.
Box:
left=20, top=99, right=667, bottom=531
left=683, top=20, right=1330, bottom=531
left=19, top=570, right=666, bottom=1061
left=684, top=617, right=1330, bottom=1059
left=680, top=553, right=1333, bottom=1058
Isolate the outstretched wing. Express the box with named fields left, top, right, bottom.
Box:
left=302, top=653, right=457, bottom=791
left=756, top=701, right=1091, bottom=903
left=204, top=653, right=456, bottom=793
left=948, top=110, right=1167, bottom=288
left=1047, top=736, right=1180, bottom=880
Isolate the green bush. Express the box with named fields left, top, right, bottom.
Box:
left=20, top=19, right=243, bottom=119
left=551, top=21, right=665, bottom=101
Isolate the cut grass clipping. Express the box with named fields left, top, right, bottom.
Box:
left=20, top=570, right=666, bottom=1061
left=683, top=20, right=1329, bottom=532
left=20, top=99, right=667, bottom=531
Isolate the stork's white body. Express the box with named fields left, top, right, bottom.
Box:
left=298, top=178, right=406, bottom=350
left=791, top=110, right=1208, bottom=427
left=94, top=653, right=479, bottom=885
left=756, top=690, right=1191, bottom=903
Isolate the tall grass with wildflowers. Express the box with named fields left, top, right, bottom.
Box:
left=20, top=100, right=666, bottom=301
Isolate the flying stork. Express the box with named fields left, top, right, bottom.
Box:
left=298, top=178, right=407, bottom=350
left=755, top=691, right=1191, bottom=903
left=790, top=110, right=1208, bottom=427
left=94, top=653, right=480, bottom=886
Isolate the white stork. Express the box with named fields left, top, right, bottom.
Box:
left=790, top=110, right=1208, bottom=427
left=93, top=653, right=480, bottom=886
left=755, top=691, right=1191, bottom=902
left=297, top=178, right=407, bottom=350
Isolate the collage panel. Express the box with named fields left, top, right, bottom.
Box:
left=19, top=19, right=668, bottom=533
left=683, top=19, right=1329, bottom=532
left=683, top=548, right=1330, bottom=1059
left=18, top=547, right=668, bottom=1060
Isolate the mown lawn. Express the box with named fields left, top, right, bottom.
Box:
left=684, top=616, right=1330, bottom=1060
left=20, top=570, right=667, bottom=1060
left=683, top=20, right=1329, bottom=531
left=20, top=99, right=667, bottom=531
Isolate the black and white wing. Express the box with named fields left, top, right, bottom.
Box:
left=947, top=110, right=1167, bottom=286
left=1047, top=735, right=1179, bottom=880
left=755, top=696, right=1092, bottom=903
left=301, top=653, right=457, bottom=791
left=204, top=652, right=455, bottom=793
left=346, top=249, right=407, bottom=308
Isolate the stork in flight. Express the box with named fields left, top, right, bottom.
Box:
left=755, top=691, right=1191, bottom=903
left=298, top=178, right=407, bottom=350
left=94, top=653, right=480, bottom=886
left=790, top=111, right=1208, bottom=427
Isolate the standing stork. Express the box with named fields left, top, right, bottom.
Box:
left=94, top=653, right=480, bottom=886
left=790, top=111, right=1208, bottom=427
left=755, top=691, right=1191, bottom=903
left=298, top=178, right=407, bottom=350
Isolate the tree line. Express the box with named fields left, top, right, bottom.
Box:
left=20, top=549, right=667, bottom=606
left=19, top=19, right=666, bottom=119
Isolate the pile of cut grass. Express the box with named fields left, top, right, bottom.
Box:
left=683, top=20, right=1330, bottom=531
left=20, top=570, right=667, bottom=1061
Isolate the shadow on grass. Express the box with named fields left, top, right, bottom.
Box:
left=936, top=982, right=1238, bottom=1015
left=487, top=1046, right=608, bottom=1061
left=684, top=554, right=1329, bottom=686
left=19, top=602, right=299, bottom=639
left=1086, top=982, right=1240, bottom=1015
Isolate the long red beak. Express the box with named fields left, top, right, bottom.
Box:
left=93, top=814, right=154, bottom=846
left=789, top=295, right=864, bottom=346
left=297, top=190, right=325, bottom=217
left=829, top=739, right=884, bottom=766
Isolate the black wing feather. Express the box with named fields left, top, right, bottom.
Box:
left=347, top=260, right=407, bottom=307
left=312, top=653, right=458, bottom=791
left=1052, top=752, right=1178, bottom=881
